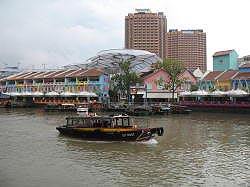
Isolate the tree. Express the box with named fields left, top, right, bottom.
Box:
left=152, top=58, right=185, bottom=102
left=111, top=61, right=141, bottom=102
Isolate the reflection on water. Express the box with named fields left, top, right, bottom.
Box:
left=0, top=108, right=249, bottom=187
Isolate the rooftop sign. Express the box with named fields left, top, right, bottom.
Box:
left=135, top=9, right=151, bottom=13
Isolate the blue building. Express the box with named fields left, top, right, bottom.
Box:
left=213, top=49, right=238, bottom=71
left=232, top=63, right=250, bottom=90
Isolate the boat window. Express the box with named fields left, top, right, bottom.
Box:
left=66, top=119, right=73, bottom=126
left=113, top=117, right=130, bottom=127
left=72, top=119, right=80, bottom=126
left=85, top=119, right=93, bottom=127
left=79, top=119, right=85, bottom=126
left=123, top=118, right=129, bottom=126
left=102, top=119, right=111, bottom=128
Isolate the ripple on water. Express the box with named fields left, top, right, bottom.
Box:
left=0, top=109, right=250, bottom=187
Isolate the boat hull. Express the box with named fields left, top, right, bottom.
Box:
left=56, top=126, right=163, bottom=142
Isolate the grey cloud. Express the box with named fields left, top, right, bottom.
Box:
left=0, top=0, right=123, bottom=69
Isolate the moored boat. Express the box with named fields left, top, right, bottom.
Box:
left=170, top=104, right=192, bottom=114
left=56, top=114, right=164, bottom=142
left=44, top=103, right=77, bottom=112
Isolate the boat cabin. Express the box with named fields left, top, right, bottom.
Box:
left=65, top=115, right=133, bottom=128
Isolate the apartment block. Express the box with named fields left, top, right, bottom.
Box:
left=125, top=9, right=167, bottom=59
left=167, top=29, right=207, bottom=72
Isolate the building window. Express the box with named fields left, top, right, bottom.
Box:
left=156, top=76, right=164, bottom=90
left=146, top=82, right=152, bottom=90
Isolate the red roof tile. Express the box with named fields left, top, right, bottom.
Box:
left=0, top=68, right=105, bottom=82
left=65, top=69, right=86, bottom=77
left=53, top=70, right=76, bottom=78
left=217, top=70, right=238, bottom=81
left=213, top=50, right=234, bottom=57
left=7, top=72, right=38, bottom=80
left=203, top=71, right=224, bottom=81
left=77, top=68, right=104, bottom=77
left=233, top=72, right=250, bottom=80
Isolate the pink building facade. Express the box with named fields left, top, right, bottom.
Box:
left=142, top=69, right=197, bottom=92
left=143, top=70, right=170, bottom=91
left=178, top=70, right=197, bottom=91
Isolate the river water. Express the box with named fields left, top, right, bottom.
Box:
left=0, top=108, right=249, bottom=187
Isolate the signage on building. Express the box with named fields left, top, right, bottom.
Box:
left=135, top=9, right=151, bottom=13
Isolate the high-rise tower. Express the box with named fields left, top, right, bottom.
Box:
left=167, top=29, right=207, bottom=72
left=125, top=9, right=167, bottom=60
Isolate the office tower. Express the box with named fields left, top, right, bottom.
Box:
left=167, top=29, right=207, bottom=72
left=125, top=9, right=167, bottom=59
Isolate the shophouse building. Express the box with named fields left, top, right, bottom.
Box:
left=232, top=63, right=250, bottom=90
left=0, top=68, right=110, bottom=105
left=200, top=71, right=224, bottom=91
left=200, top=70, right=239, bottom=91
left=131, top=69, right=197, bottom=102
left=213, top=49, right=239, bottom=71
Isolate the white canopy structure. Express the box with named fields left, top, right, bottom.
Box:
left=19, top=92, right=33, bottom=96
left=32, top=91, right=44, bottom=97
left=77, top=91, right=98, bottom=97
left=190, top=90, right=209, bottom=96
left=60, top=91, right=76, bottom=97
left=84, top=49, right=162, bottom=73
left=45, top=91, right=59, bottom=96
left=5, top=92, right=21, bottom=96
left=225, top=89, right=248, bottom=96
left=210, top=90, right=227, bottom=96
left=179, top=91, right=192, bottom=96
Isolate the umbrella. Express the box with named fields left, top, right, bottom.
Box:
left=179, top=91, right=191, bottom=96
left=19, top=92, right=33, bottom=96
left=7, top=92, right=21, bottom=96
left=32, top=91, right=44, bottom=97
left=77, top=91, right=98, bottom=97
left=88, top=92, right=98, bottom=97
left=210, top=90, right=227, bottom=96
left=77, top=91, right=91, bottom=97
left=190, top=90, right=208, bottom=96
left=225, top=89, right=248, bottom=96
left=60, top=91, right=76, bottom=97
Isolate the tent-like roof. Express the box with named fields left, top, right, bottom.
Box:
left=84, top=49, right=162, bottom=73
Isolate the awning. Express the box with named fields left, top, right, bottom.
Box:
left=45, top=91, right=60, bottom=96
left=77, top=91, right=98, bottom=97
left=60, top=91, right=76, bottom=96
left=143, top=92, right=177, bottom=99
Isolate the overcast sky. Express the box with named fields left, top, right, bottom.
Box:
left=0, top=0, right=249, bottom=70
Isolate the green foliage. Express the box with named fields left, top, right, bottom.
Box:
left=152, top=58, right=185, bottom=101
left=111, top=61, right=141, bottom=101
left=191, top=85, right=198, bottom=91
left=242, top=86, right=250, bottom=93
left=209, top=87, right=216, bottom=92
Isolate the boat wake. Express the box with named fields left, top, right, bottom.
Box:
left=140, top=138, right=158, bottom=145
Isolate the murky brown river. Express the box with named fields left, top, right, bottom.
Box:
left=0, top=108, right=249, bottom=187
